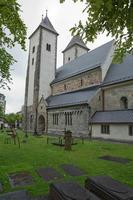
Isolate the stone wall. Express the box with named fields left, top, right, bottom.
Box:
left=47, top=105, right=90, bottom=136
left=89, top=89, right=102, bottom=115
left=52, top=68, right=102, bottom=95
left=103, top=81, right=133, bottom=110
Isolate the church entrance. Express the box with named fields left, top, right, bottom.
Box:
left=38, top=115, right=45, bottom=133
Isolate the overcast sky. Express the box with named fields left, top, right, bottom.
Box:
left=1, top=0, right=112, bottom=113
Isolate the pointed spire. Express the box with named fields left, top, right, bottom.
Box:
left=40, top=12, right=59, bottom=35
left=62, top=35, right=89, bottom=53
left=46, top=9, right=48, bottom=17
left=42, top=14, right=44, bottom=21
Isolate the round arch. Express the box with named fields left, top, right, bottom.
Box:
left=120, top=96, right=128, bottom=109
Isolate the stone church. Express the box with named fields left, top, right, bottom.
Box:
left=23, top=14, right=133, bottom=142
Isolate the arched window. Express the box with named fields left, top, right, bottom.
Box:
left=120, top=96, right=128, bottom=109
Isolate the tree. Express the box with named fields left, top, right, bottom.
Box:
left=0, top=105, right=4, bottom=118
left=4, top=113, right=20, bottom=127
left=0, top=0, right=27, bottom=89
left=60, top=0, right=133, bottom=62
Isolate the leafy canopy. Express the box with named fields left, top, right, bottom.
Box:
left=4, top=113, right=22, bottom=126
left=0, top=105, right=4, bottom=118
left=60, top=0, right=133, bottom=62
left=0, top=0, right=27, bottom=89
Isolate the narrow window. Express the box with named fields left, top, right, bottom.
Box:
left=81, top=78, right=83, bottom=86
left=53, top=113, right=58, bottom=125
left=101, top=124, right=110, bottom=134
left=32, top=58, right=34, bottom=65
left=70, top=113, right=72, bottom=125
left=32, top=46, right=35, bottom=53
left=68, top=57, right=70, bottom=61
left=65, top=112, right=72, bottom=126
left=46, top=43, right=51, bottom=52
left=129, top=126, right=133, bottom=136
left=67, top=113, right=70, bottom=125
left=120, top=97, right=128, bottom=109
left=64, top=84, right=66, bottom=90
left=65, top=113, right=67, bottom=125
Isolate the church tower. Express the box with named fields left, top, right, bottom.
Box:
left=62, top=36, right=89, bottom=64
left=24, top=12, right=58, bottom=133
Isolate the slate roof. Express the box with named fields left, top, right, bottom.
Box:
left=40, top=16, right=58, bottom=35
left=103, top=54, right=133, bottom=86
left=29, top=15, right=58, bottom=38
left=62, top=36, right=89, bottom=53
left=52, top=40, right=114, bottom=84
left=89, top=110, right=133, bottom=124
left=46, top=85, right=99, bottom=108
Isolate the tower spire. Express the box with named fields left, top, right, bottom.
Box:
left=46, top=9, right=48, bottom=17
left=42, top=14, right=44, bottom=21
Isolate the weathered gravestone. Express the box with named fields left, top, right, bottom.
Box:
left=99, top=155, right=131, bottom=164
left=0, top=182, right=3, bottom=192
left=8, top=171, right=33, bottom=188
left=0, top=190, right=29, bottom=200
left=49, top=182, right=100, bottom=200
left=85, top=176, right=133, bottom=200
left=64, top=130, right=72, bottom=151
left=61, top=164, right=85, bottom=176
left=37, top=167, right=62, bottom=182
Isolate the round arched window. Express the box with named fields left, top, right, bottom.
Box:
left=120, top=97, right=128, bottom=109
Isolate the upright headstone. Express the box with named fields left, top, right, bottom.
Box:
left=64, top=130, right=72, bottom=151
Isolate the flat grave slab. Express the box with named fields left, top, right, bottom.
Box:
left=61, top=164, right=85, bottom=176
left=0, top=190, right=29, bottom=200
left=37, top=167, right=62, bottom=182
left=49, top=182, right=100, bottom=200
left=30, top=196, right=48, bottom=200
left=85, top=176, right=133, bottom=200
left=8, top=171, right=33, bottom=188
left=99, top=155, right=131, bottom=164
left=0, top=182, right=3, bottom=192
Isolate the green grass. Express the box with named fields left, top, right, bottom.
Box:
left=0, top=130, right=133, bottom=197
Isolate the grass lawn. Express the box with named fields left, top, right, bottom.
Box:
left=0, top=129, right=133, bottom=197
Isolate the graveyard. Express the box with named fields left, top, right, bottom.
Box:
left=0, top=130, right=133, bottom=199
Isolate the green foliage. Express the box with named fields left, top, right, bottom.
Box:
left=4, top=113, right=21, bottom=126
left=0, top=105, right=4, bottom=118
left=60, top=0, right=133, bottom=62
left=0, top=0, right=27, bottom=89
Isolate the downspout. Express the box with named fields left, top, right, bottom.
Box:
left=88, top=105, right=92, bottom=138
left=102, top=89, right=105, bottom=111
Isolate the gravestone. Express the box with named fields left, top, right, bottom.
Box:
left=64, top=130, right=72, bottom=151
left=0, top=190, right=29, bottom=200
left=0, top=182, right=3, bottom=192
left=61, top=164, right=85, bottom=176
left=99, top=155, right=131, bottom=164
left=8, top=171, right=33, bottom=188
left=49, top=182, right=100, bottom=200
left=85, top=176, right=133, bottom=200
left=37, top=167, right=62, bottom=182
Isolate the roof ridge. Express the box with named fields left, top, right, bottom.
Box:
left=95, top=109, right=133, bottom=113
